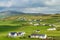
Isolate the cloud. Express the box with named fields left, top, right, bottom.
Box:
left=0, top=0, right=60, bottom=13
left=10, top=0, right=60, bottom=7
left=21, top=7, right=55, bottom=13
left=45, top=0, right=60, bottom=6
left=0, top=0, right=60, bottom=7
left=0, top=0, right=13, bottom=8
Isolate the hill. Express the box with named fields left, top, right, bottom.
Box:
left=0, top=10, right=52, bottom=19
left=0, top=11, right=24, bottom=18
left=0, top=13, right=59, bottom=40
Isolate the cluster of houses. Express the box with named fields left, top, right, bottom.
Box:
left=42, top=24, right=56, bottom=27
left=29, top=20, right=57, bottom=31
left=17, top=17, right=56, bottom=27
left=42, top=24, right=56, bottom=31
left=8, top=28, right=56, bottom=39
left=8, top=27, right=56, bottom=39
left=8, top=32, right=25, bottom=37
left=8, top=32, right=47, bottom=39
left=17, top=17, right=43, bottom=22
left=29, top=21, right=56, bottom=27
left=9, top=17, right=57, bottom=39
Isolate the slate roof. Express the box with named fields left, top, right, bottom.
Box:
left=10, top=32, right=17, bottom=35
left=31, top=34, right=46, bottom=36
left=17, top=32, right=23, bottom=34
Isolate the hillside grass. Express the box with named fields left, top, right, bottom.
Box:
left=0, top=14, right=60, bottom=40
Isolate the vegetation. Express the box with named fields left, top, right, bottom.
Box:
left=0, top=14, right=60, bottom=40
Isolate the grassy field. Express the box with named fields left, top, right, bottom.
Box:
left=0, top=14, right=60, bottom=40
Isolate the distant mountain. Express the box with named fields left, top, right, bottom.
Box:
left=0, top=11, right=24, bottom=18
left=0, top=10, right=24, bottom=14
left=0, top=10, right=47, bottom=15
left=0, top=10, right=52, bottom=18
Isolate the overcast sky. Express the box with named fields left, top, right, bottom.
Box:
left=0, top=0, right=60, bottom=13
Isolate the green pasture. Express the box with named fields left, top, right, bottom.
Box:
left=0, top=14, right=60, bottom=40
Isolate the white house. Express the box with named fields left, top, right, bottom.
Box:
left=42, top=24, right=46, bottom=26
left=8, top=32, right=17, bottom=37
left=30, top=34, right=47, bottom=39
left=20, top=17, right=27, bottom=21
left=47, top=28, right=56, bottom=31
left=29, top=22, right=33, bottom=24
left=49, top=24, right=55, bottom=27
left=42, top=24, right=50, bottom=26
left=17, top=32, right=25, bottom=37
left=34, top=23, right=39, bottom=26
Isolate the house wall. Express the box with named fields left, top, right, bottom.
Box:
left=8, top=33, right=17, bottom=37
left=30, top=35, right=47, bottom=39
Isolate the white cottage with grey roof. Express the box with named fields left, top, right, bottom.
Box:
left=30, top=34, right=47, bottom=39
left=17, top=32, right=25, bottom=37
left=49, top=24, right=55, bottom=27
left=8, top=32, right=17, bottom=37
left=29, top=22, right=33, bottom=24
left=8, top=32, right=25, bottom=37
left=47, top=28, right=56, bottom=31
left=34, top=23, right=39, bottom=26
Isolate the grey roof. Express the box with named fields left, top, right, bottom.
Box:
left=17, top=32, right=23, bottom=34
left=31, top=34, right=46, bottom=36
left=10, top=32, right=17, bottom=35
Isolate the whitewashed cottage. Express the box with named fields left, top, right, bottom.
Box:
left=17, top=32, right=25, bottom=37
left=34, top=23, right=39, bottom=26
left=29, top=34, right=47, bottom=39
left=8, top=32, right=17, bottom=37
left=47, top=28, right=56, bottom=31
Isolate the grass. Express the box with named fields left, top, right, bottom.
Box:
left=0, top=14, right=60, bottom=40
left=0, top=25, right=20, bottom=32
left=0, top=25, right=59, bottom=40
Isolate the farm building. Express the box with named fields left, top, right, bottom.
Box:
left=49, top=24, right=55, bottom=27
left=42, top=24, right=55, bottom=27
left=8, top=32, right=17, bottom=37
left=42, top=24, right=50, bottom=26
left=17, top=32, right=25, bottom=37
left=42, top=24, right=46, bottom=26
left=29, top=34, right=47, bottom=39
left=20, top=17, right=27, bottom=21
left=47, top=28, right=56, bottom=31
left=34, top=23, right=39, bottom=26
left=29, top=22, right=33, bottom=24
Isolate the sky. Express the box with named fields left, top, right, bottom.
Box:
left=0, top=0, right=60, bottom=13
